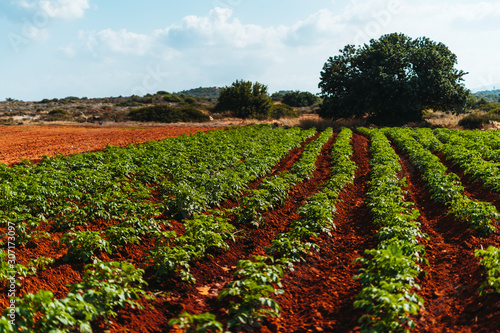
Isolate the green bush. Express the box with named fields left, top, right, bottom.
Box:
left=270, top=104, right=300, bottom=119
left=163, top=94, right=182, bottom=103
left=458, top=112, right=500, bottom=129
left=184, top=96, right=197, bottom=104
left=128, top=105, right=210, bottom=123
left=282, top=91, right=319, bottom=107
left=214, top=80, right=272, bottom=120
left=46, top=108, right=70, bottom=121
left=48, top=109, right=68, bottom=116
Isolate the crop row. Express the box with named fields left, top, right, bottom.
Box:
left=385, top=127, right=499, bottom=235
left=0, top=125, right=314, bottom=245
left=386, top=128, right=500, bottom=300
left=415, top=128, right=500, bottom=194
left=356, top=128, right=426, bottom=332
left=168, top=127, right=357, bottom=331
left=148, top=127, right=331, bottom=283
left=1, top=261, right=149, bottom=332
left=235, top=127, right=334, bottom=227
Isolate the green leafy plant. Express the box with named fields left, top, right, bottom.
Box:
left=168, top=312, right=225, bottom=333
left=475, top=246, right=500, bottom=295
left=70, top=261, right=152, bottom=327
left=1, top=290, right=95, bottom=333
left=218, top=256, right=283, bottom=329
left=59, top=231, right=111, bottom=262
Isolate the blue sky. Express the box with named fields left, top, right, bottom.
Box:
left=1, top=0, right=500, bottom=101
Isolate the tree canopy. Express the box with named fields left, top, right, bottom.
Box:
left=281, top=91, right=319, bottom=107
left=214, top=80, right=272, bottom=120
left=318, top=33, right=470, bottom=125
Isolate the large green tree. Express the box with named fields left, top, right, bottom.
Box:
left=214, top=80, right=272, bottom=120
left=318, top=33, right=470, bottom=124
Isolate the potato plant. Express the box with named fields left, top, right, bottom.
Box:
left=355, top=128, right=426, bottom=332
left=386, top=127, right=499, bottom=234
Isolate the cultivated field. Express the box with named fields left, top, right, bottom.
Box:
left=1, top=125, right=500, bottom=332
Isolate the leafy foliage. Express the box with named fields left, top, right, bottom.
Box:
left=319, top=33, right=469, bottom=124
left=475, top=246, right=500, bottom=295
left=70, top=261, right=151, bottom=324
left=168, top=312, right=225, bottom=333
left=128, top=105, right=210, bottom=123
left=214, top=80, right=273, bottom=120
left=218, top=256, right=284, bottom=329
left=386, top=127, right=498, bottom=234
left=59, top=231, right=111, bottom=262
left=0, top=261, right=148, bottom=332
left=149, top=211, right=235, bottom=282
left=281, top=91, right=319, bottom=107
left=354, top=128, right=427, bottom=332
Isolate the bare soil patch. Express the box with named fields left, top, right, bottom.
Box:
left=0, top=125, right=220, bottom=165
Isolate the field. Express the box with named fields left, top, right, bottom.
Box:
left=1, top=124, right=500, bottom=332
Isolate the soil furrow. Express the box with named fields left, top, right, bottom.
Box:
left=113, top=133, right=338, bottom=332
left=434, top=151, right=500, bottom=211
left=266, top=132, right=377, bottom=332
left=0, top=130, right=320, bottom=332
left=396, top=148, right=500, bottom=333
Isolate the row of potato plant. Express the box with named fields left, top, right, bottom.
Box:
left=147, top=128, right=325, bottom=282
left=425, top=128, right=500, bottom=194
left=410, top=129, right=500, bottom=298
left=149, top=129, right=324, bottom=282
left=266, top=127, right=355, bottom=265
left=235, top=128, right=334, bottom=227
left=474, top=246, right=500, bottom=295
left=0, top=125, right=314, bottom=246
left=169, top=128, right=358, bottom=331
left=456, top=129, right=500, bottom=160
left=385, top=127, right=499, bottom=235
left=0, top=261, right=150, bottom=332
left=356, top=128, right=427, bottom=332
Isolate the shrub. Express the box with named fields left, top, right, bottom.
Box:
left=282, top=91, right=319, bottom=107
left=48, top=108, right=68, bottom=116
left=270, top=104, right=300, bottom=119
left=46, top=109, right=70, bottom=121
left=128, top=105, right=210, bottom=123
left=458, top=112, right=500, bottom=129
left=214, top=80, right=272, bottom=120
left=184, top=96, right=197, bottom=104
left=271, top=93, right=284, bottom=101
left=163, top=94, right=182, bottom=103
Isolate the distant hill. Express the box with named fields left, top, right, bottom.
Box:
left=177, top=87, right=221, bottom=99
left=474, top=89, right=500, bottom=103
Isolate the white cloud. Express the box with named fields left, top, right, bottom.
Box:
left=60, top=45, right=76, bottom=57
left=159, top=7, right=287, bottom=49
left=95, top=29, right=153, bottom=56
left=15, top=0, right=90, bottom=19
left=78, top=29, right=154, bottom=56
left=46, top=2, right=500, bottom=99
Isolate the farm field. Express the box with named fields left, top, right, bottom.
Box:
left=0, top=125, right=221, bottom=166
left=1, top=125, right=500, bottom=332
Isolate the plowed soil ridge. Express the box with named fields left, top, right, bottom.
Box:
left=267, top=132, right=377, bottom=333
left=395, top=146, right=500, bottom=333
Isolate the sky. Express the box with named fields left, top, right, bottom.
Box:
left=1, top=0, right=500, bottom=101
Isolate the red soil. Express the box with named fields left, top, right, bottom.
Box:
left=0, top=125, right=220, bottom=166
left=1, top=126, right=500, bottom=332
